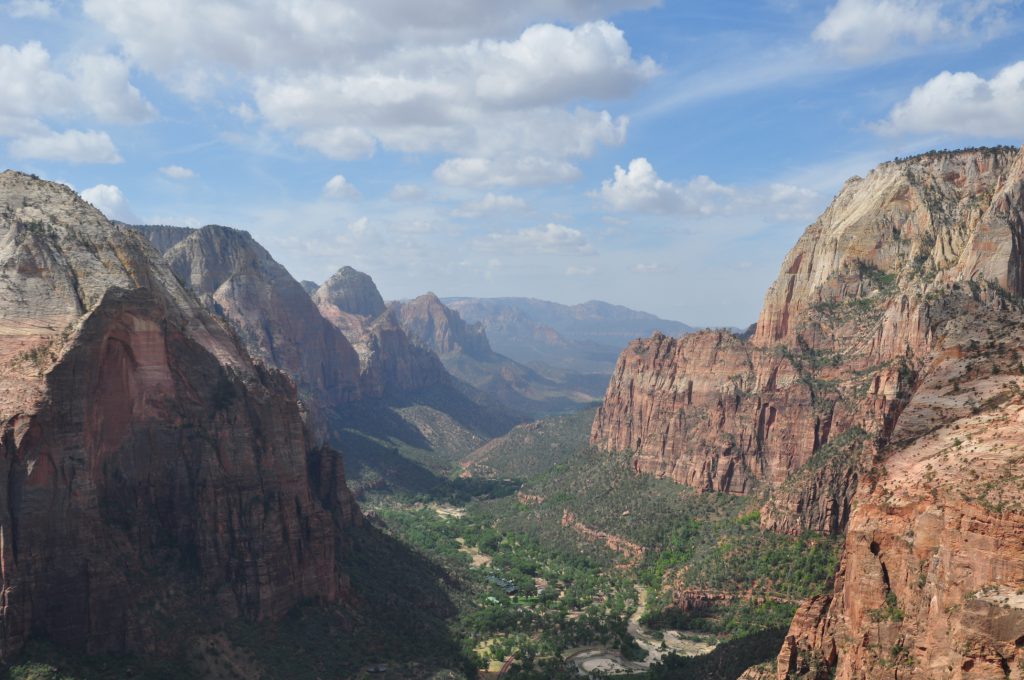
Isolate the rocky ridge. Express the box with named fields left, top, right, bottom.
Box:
left=312, top=270, right=449, bottom=397
left=592, top=147, right=1021, bottom=536
left=137, top=224, right=363, bottom=438
left=0, top=171, right=360, bottom=659
left=594, top=146, right=1024, bottom=676
left=776, top=146, right=1024, bottom=678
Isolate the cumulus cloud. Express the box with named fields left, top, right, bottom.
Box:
left=83, top=2, right=651, bottom=180
left=323, top=174, right=359, bottom=198
left=82, top=0, right=659, bottom=94
left=877, top=61, right=1024, bottom=137
left=597, top=158, right=735, bottom=214
left=10, top=129, right=122, bottom=163
left=0, top=41, right=151, bottom=163
left=813, top=0, right=1013, bottom=61
left=160, top=165, right=195, bottom=179
left=81, top=184, right=138, bottom=222
left=768, top=183, right=820, bottom=220
left=478, top=223, right=593, bottom=254
left=452, top=193, right=528, bottom=218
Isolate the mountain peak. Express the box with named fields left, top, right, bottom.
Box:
left=315, top=266, right=386, bottom=318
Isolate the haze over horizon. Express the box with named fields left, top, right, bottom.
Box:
left=1, top=0, right=1022, bottom=326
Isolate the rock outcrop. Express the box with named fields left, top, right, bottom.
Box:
left=776, top=146, right=1024, bottom=678
left=592, top=147, right=1022, bottom=538
left=312, top=270, right=448, bottom=397
left=136, top=224, right=363, bottom=436
left=0, top=171, right=360, bottom=659
left=394, top=293, right=600, bottom=417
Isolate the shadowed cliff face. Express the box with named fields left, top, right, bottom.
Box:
left=312, top=271, right=450, bottom=397
left=592, top=146, right=1023, bottom=536
left=0, top=172, right=360, bottom=659
left=138, top=225, right=364, bottom=435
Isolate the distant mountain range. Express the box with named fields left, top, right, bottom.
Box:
left=444, top=297, right=694, bottom=374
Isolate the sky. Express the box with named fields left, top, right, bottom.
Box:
left=1, top=0, right=1022, bottom=327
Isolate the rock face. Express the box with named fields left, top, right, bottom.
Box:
left=777, top=147, right=1024, bottom=678
left=592, top=147, right=1022, bottom=538
left=0, top=172, right=360, bottom=659
left=394, top=293, right=491, bottom=357
left=316, top=266, right=386, bottom=318
left=137, top=225, right=363, bottom=433
left=312, top=271, right=449, bottom=397
left=394, top=293, right=602, bottom=417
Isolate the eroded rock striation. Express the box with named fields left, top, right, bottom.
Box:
left=592, top=145, right=1024, bottom=676
left=592, top=147, right=1023, bottom=537
left=0, top=172, right=360, bottom=659
left=777, top=147, right=1024, bottom=678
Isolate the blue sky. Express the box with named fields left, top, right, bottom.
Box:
left=1, top=0, right=1022, bottom=326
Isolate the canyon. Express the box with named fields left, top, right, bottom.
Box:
left=593, top=146, right=1024, bottom=677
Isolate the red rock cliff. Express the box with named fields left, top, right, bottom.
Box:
left=592, top=147, right=1022, bottom=537
left=0, top=171, right=360, bottom=659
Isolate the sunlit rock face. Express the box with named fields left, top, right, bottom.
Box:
left=593, top=146, right=1023, bottom=539
left=0, top=171, right=360, bottom=659
left=592, top=145, right=1024, bottom=677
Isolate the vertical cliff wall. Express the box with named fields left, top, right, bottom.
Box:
left=0, top=171, right=360, bottom=659
left=592, top=146, right=1022, bottom=537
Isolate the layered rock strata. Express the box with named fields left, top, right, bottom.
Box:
left=593, top=146, right=1022, bottom=537
left=0, top=172, right=360, bottom=659
left=778, top=149, right=1024, bottom=677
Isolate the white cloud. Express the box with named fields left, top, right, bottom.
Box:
left=0, top=42, right=154, bottom=125
left=4, top=0, right=55, bottom=18
left=10, top=129, right=123, bottom=163
left=813, top=0, right=1013, bottom=61
left=231, top=101, right=258, bottom=122
left=81, top=184, right=138, bottom=222
left=82, top=0, right=659, bottom=95
left=160, top=164, right=195, bottom=179
left=435, top=155, right=582, bottom=187
left=597, top=158, right=735, bottom=214
left=877, top=61, right=1024, bottom=137
left=390, top=183, right=424, bottom=201
left=323, top=174, right=360, bottom=198
left=565, top=265, right=596, bottom=276
left=0, top=41, right=152, bottom=163
left=83, top=1, right=650, bottom=181
left=452, top=192, right=528, bottom=218
left=71, top=53, right=156, bottom=124
left=472, top=21, right=657, bottom=107
left=478, top=222, right=593, bottom=254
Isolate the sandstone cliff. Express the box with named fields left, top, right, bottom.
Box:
left=592, top=147, right=1022, bottom=538
left=775, top=147, right=1024, bottom=678
left=0, top=171, right=360, bottom=659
